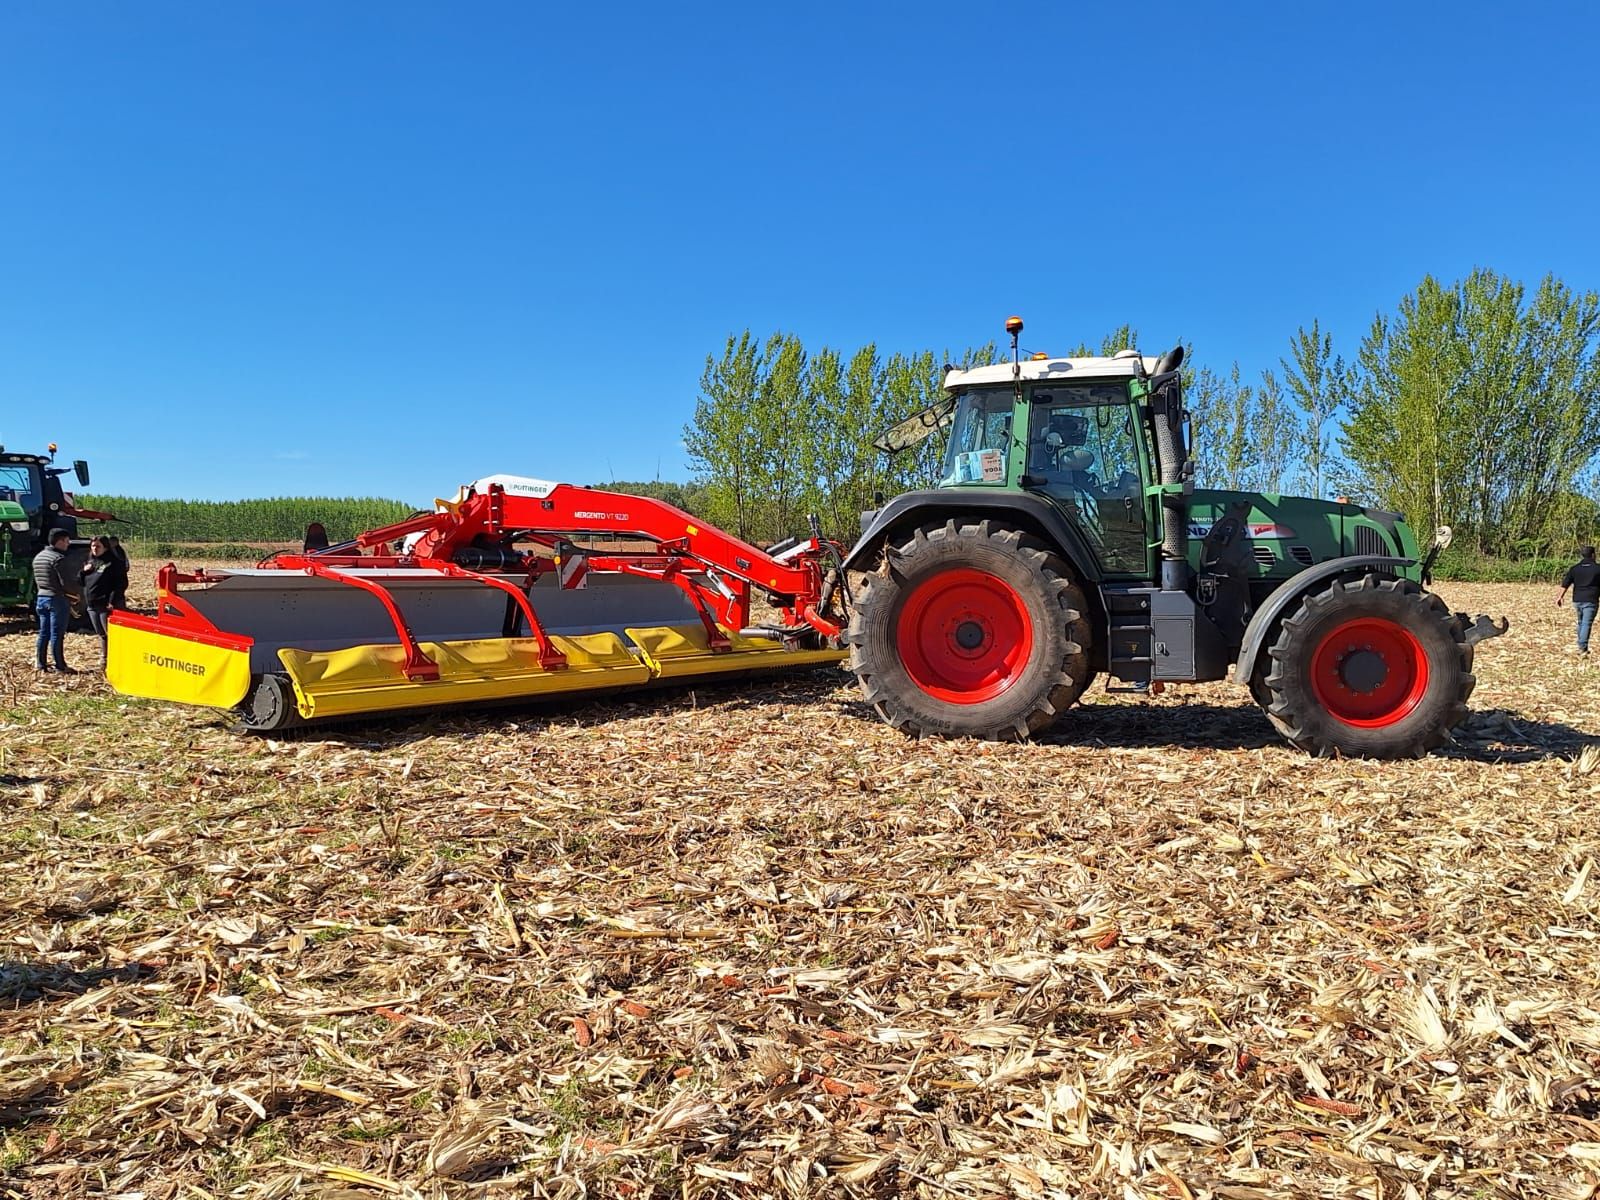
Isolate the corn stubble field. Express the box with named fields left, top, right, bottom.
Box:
left=1, top=567, right=1597, bottom=1200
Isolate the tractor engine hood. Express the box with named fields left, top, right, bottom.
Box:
left=1186, top=490, right=1421, bottom=564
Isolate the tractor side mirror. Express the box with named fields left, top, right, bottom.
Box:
left=74, top=460, right=90, bottom=487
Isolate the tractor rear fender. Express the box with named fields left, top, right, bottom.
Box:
left=841, top=489, right=1105, bottom=586
left=1232, top=555, right=1415, bottom=684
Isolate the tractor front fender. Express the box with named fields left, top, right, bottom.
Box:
left=1232, top=555, right=1416, bottom=685
left=841, top=489, right=1105, bottom=585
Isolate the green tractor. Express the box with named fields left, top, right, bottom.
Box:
left=842, top=317, right=1508, bottom=758
left=0, top=443, right=113, bottom=619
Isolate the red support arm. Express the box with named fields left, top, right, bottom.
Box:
left=414, top=483, right=829, bottom=607
left=299, top=563, right=440, bottom=681
left=428, top=561, right=567, bottom=670
left=293, top=481, right=844, bottom=641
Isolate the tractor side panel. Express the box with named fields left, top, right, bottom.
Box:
left=1187, top=490, right=1349, bottom=583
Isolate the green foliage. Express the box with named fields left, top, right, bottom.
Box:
left=1185, top=362, right=1298, bottom=494
left=1281, top=319, right=1350, bottom=498
left=1067, top=326, right=1139, bottom=357
left=1343, top=270, right=1600, bottom=555
left=682, top=331, right=767, bottom=540
left=1430, top=547, right=1576, bottom=583
left=805, top=344, right=877, bottom=538
left=682, top=333, right=1003, bottom=543
left=76, top=495, right=418, bottom=544
left=597, top=479, right=710, bottom=515
left=1252, top=369, right=1296, bottom=494
left=1189, top=362, right=1253, bottom=490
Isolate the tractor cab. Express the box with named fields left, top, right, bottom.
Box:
left=931, top=355, right=1165, bottom=580
left=0, top=445, right=98, bottom=611
left=0, top=448, right=92, bottom=544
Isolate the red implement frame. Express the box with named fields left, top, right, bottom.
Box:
left=346, top=483, right=843, bottom=637
left=107, top=563, right=255, bottom=651
left=129, top=483, right=845, bottom=674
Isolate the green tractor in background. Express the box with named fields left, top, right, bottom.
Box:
left=842, top=317, right=1508, bottom=759
left=0, top=443, right=115, bottom=621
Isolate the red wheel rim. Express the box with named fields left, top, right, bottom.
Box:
left=1309, top=617, right=1429, bottom=727
left=895, top=568, right=1033, bottom=704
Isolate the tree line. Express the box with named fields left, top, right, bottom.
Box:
left=670, top=270, right=1600, bottom=556
left=677, top=333, right=1002, bottom=544
left=76, top=495, right=417, bottom=544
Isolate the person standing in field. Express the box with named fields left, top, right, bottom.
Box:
left=80, top=536, right=126, bottom=666
left=32, top=528, right=77, bottom=674
left=106, top=535, right=130, bottom=609
left=1556, top=544, right=1599, bottom=657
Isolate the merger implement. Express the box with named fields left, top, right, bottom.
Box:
left=108, top=477, right=848, bottom=730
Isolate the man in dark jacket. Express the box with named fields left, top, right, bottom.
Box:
left=1557, top=544, right=1599, bottom=657
left=32, top=528, right=77, bottom=673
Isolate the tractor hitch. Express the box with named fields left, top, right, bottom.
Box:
left=1458, top=613, right=1510, bottom=647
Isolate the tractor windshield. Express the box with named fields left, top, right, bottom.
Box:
left=939, top=389, right=1013, bottom=486
left=0, top=464, right=41, bottom=514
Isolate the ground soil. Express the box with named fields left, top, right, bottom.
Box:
left=1, top=567, right=1596, bottom=1198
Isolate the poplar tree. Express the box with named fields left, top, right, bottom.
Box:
left=1252, top=369, right=1293, bottom=494
left=1282, top=320, right=1346, bottom=498
left=683, top=331, right=765, bottom=539
left=1343, top=269, right=1600, bottom=552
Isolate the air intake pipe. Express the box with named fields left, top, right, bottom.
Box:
left=1148, top=345, right=1190, bottom=592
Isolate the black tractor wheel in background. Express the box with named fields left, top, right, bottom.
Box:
left=845, top=519, right=1093, bottom=740
left=1255, top=575, right=1474, bottom=758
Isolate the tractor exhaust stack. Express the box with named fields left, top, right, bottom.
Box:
left=1147, top=344, right=1191, bottom=593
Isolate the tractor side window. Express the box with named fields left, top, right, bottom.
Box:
left=1027, top=387, right=1148, bottom=574
left=939, top=389, right=1012, bottom=486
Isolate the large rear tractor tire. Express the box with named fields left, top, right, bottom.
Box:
left=1256, top=575, right=1474, bottom=758
left=844, top=519, right=1093, bottom=740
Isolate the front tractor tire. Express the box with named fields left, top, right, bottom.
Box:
left=845, top=519, right=1093, bottom=741
left=1256, top=575, right=1474, bottom=759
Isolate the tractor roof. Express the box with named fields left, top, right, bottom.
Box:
left=944, top=354, right=1163, bottom=390
left=0, top=453, right=46, bottom=466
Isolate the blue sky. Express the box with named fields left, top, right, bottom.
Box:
left=2, top=1, right=1596, bottom=503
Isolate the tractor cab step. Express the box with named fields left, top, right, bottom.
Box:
left=1103, top=679, right=1150, bottom=694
